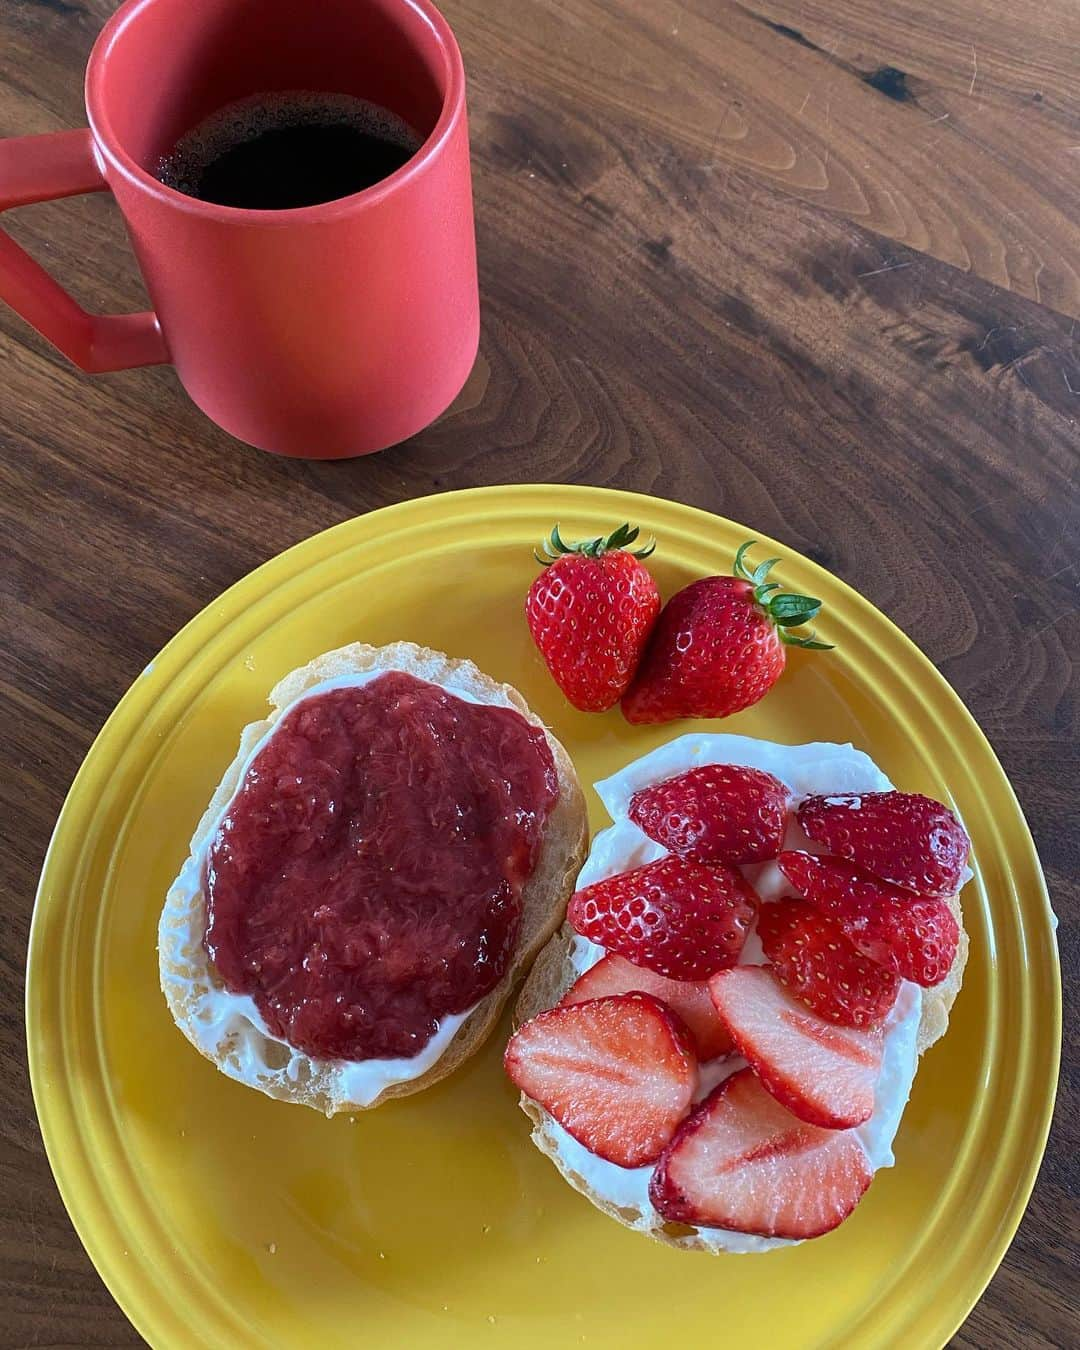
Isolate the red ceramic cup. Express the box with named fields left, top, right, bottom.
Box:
left=0, top=0, right=479, bottom=458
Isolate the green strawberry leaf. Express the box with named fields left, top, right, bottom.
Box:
left=769, top=595, right=823, bottom=626
left=780, top=631, right=835, bottom=650
left=752, top=557, right=781, bottom=585
left=536, top=522, right=656, bottom=564
left=732, top=540, right=834, bottom=652
left=733, top=540, right=758, bottom=580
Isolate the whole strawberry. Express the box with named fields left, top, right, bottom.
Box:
left=526, top=523, right=660, bottom=712
left=622, top=541, right=830, bottom=724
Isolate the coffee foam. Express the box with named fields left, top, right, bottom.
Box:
left=156, top=91, right=422, bottom=197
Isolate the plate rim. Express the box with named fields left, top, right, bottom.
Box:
left=25, top=483, right=1062, bottom=1349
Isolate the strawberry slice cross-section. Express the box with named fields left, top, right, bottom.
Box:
left=560, top=952, right=733, bottom=1060
left=649, top=1067, right=874, bottom=1238
left=708, top=965, right=883, bottom=1129
left=567, top=855, right=759, bottom=981
left=503, top=992, right=698, bottom=1168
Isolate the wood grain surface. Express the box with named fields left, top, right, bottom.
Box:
left=1, top=0, right=1076, bottom=1344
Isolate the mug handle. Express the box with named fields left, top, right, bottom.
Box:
left=0, top=128, right=168, bottom=372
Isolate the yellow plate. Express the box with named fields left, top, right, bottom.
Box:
left=27, top=485, right=1060, bottom=1349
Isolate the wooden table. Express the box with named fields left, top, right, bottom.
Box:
left=2, top=0, right=1076, bottom=1344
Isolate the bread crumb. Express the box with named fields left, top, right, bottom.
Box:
left=266, top=1242, right=277, bottom=1255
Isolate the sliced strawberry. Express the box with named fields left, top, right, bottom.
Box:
left=560, top=953, right=733, bottom=1059
left=798, top=790, right=969, bottom=898
left=504, top=993, right=698, bottom=1167
left=628, top=763, right=789, bottom=865
left=707, top=966, right=882, bottom=1129
left=567, top=856, right=758, bottom=981
left=649, top=1067, right=873, bottom=1238
left=756, top=899, right=900, bottom=1028
left=778, top=851, right=959, bottom=987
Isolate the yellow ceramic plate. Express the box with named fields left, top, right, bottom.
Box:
left=28, top=485, right=1059, bottom=1349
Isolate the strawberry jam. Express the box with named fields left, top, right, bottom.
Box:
left=204, top=672, right=558, bottom=1062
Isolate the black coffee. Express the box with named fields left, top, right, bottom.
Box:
left=156, top=92, right=422, bottom=210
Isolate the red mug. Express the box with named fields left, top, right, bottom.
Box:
left=0, top=0, right=479, bottom=458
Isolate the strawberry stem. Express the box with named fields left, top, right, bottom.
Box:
left=535, top=522, right=657, bottom=566
left=733, top=541, right=834, bottom=650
